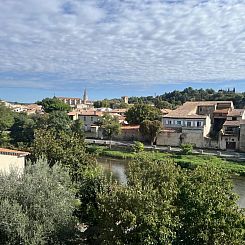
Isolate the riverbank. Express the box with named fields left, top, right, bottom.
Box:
left=87, top=145, right=245, bottom=176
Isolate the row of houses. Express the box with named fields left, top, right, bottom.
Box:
left=1, top=100, right=43, bottom=115
left=67, top=99, right=245, bottom=152
left=157, top=101, right=245, bottom=151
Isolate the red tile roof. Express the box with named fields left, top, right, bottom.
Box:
left=78, top=110, right=103, bottom=116
left=223, top=120, right=240, bottom=126
left=0, top=148, right=30, bottom=156
left=121, top=125, right=140, bottom=130
left=228, top=109, right=245, bottom=117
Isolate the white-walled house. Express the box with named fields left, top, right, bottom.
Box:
left=157, top=101, right=234, bottom=148
left=0, top=148, right=29, bottom=174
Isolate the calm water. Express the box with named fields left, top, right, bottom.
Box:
left=98, top=157, right=245, bottom=208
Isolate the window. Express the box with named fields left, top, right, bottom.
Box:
left=187, top=121, right=191, bottom=127
left=91, top=116, right=93, bottom=121
left=84, top=116, right=86, bottom=121
left=177, top=121, right=182, bottom=125
left=168, top=120, right=172, bottom=125
left=197, top=121, right=202, bottom=127
left=232, top=117, right=237, bottom=121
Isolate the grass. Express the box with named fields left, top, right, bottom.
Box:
left=86, top=144, right=245, bottom=176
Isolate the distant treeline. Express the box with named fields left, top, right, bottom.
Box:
left=94, top=87, right=245, bottom=109
left=128, top=87, right=245, bottom=109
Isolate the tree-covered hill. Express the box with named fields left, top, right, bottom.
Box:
left=128, top=87, right=245, bottom=109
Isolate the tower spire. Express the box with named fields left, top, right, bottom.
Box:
left=83, top=88, right=88, bottom=103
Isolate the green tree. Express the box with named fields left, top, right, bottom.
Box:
left=154, top=99, right=172, bottom=109
left=0, top=160, right=78, bottom=244
left=71, top=119, right=84, bottom=138
left=93, top=99, right=110, bottom=108
left=139, top=120, right=162, bottom=145
left=125, top=104, right=161, bottom=125
left=10, top=113, right=35, bottom=147
left=0, top=102, right=14, bottom=146
left=99, top=114, right=121, bottom=141
left=93, top=154, right=245, bottom=245
left=96, top=154, right=180, bottom=244
left=47, top=110, right=72, bottom=132
left=175, top=166, right=245, bottom=245
left=37, top=97, right=71, bottom=113
left=31, top=128, right=96, bottom=181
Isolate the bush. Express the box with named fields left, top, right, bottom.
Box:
left=131, top=141, right=144, bottom=153
left=181, top=143, right=193, bottom=155
left=86, top=145, right=106, bottom=155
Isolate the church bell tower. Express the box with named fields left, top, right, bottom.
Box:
left=83, top=88, right=88, bottom=104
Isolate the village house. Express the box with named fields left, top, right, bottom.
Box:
left=78, top=110, right=103, bottom=131
left=157, top=101, right=234, bottom=148
left=0, top=148, right=29, bottom=174
left=219, top=109, right=245, bottom=150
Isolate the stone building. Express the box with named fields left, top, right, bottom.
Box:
left=219, top=109, right=245, bottom=150
left=58, top=89, right=93, bottom=109
left=157, top=101, right=234, bottom=148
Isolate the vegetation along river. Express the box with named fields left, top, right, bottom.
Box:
left=97, top=156, right=245, bottom=209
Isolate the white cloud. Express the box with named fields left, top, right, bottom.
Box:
left=0, top=0, right=245, bottom=89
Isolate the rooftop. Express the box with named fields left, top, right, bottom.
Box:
left=228, top=109, right=245, bottom=117
left=223, top=120, right=240, bottom=127
left=58, top=97, right=81, bottom=100
left=121, top=125, right=140, bottom=130
left=0, top=148, right=30, bottom=157
left=164, top=101, right=233, bottom=119
left=78, top=110, right=103, bottom=116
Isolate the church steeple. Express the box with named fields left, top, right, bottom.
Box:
left=83, top=88, right=88, bottom=104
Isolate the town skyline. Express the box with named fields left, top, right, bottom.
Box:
left=1, top=81, right=245, bottom=103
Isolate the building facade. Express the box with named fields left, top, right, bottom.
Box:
left=157, top=101, right=234, bottom=149
left=0, top=148, right=29, bottom=174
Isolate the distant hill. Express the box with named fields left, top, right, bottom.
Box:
left=127, top=87, right=245, bottom=109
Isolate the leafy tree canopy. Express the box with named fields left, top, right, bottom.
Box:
left=98, top=114, right=121, bottom=140
left=0, top=160, right=78, bottom=244
left=128, top=87, right=245, bottom=109
left=125, top=104, right=161, bottom=124
left=30, top=128, right=96, bottom=181
left=91, top=154, right=245, bottom=245
left=37, top=97, right=71, bottom=113
left=139, top=119, right=162, bottom=145
left=0, top=102, right=14, bottom=132
left=10, top=112, right=35, bottom=147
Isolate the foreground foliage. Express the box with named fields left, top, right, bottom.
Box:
left=0, top=160, right=78, bottom=244
left=94, top=155, right=245, bottom=245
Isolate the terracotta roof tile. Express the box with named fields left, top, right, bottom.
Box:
left=223, top=120, right=240, bottom=126
left=228, top=109, right=245, bottom=117
left=164, top=101, right=233, bottom=119
left=0, top=148, right=30, bottom=156
left=121, top=125, right=140, bottom=130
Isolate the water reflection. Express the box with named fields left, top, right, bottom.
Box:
left=233, top=176, right=245, bottom=209
left=98, top=157, right=128, bottom=185
left=97, top=157, right=245, bottom=208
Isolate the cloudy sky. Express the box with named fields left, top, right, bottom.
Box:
left=1, top=0, right=245, bottom=102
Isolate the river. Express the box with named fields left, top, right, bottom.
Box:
left=98, top=157, right=245, bottom=209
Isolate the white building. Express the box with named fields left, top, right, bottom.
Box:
left=0, top=148, right=29, bottom=174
